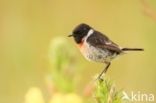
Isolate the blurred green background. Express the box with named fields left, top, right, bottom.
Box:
left=0, top=0, right=156, bottom=103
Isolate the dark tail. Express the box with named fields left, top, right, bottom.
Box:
left=122, top=48, right=144, bottom=51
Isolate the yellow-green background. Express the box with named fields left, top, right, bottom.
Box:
left=0, top=0, right=155, bottom=103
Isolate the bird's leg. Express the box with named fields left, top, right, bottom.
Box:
left=97, top=62, right=111, bottom=80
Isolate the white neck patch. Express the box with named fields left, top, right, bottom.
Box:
left=87, top=29, right=94, bottom=37
left=82, top=29, right=94, bottom=42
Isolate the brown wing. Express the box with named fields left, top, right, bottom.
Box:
left=86, top=30, right=122, bottom=53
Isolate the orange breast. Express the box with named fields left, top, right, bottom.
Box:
left=77, top=41, right=87, bottom=56
left=78, top=42, right=84, bottom=48
left=77, top=39, right=85, bottom=48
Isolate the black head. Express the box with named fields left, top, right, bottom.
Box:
left=68, top=23, right=92, bottom=44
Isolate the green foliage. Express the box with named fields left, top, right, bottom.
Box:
left=48, top=37, right=78, bottom=93
left=94, top=78, right=124, bottom=103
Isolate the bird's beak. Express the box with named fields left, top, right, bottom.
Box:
left=68, top=34, right=73, bottom=37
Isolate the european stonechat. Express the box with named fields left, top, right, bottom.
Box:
left=68, top=23, right=143, bottom=79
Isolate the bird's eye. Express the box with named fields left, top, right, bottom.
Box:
left=74, top=30, right=80, bottom=34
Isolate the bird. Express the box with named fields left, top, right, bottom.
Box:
left=68, top=23, right=143, bottom=79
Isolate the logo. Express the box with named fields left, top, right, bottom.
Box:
left=122, top=91, right=155, bottom=102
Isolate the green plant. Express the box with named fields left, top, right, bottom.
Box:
left=48, top=37, right=78, bottom=93
left=94, top=78, right=124, bottom=103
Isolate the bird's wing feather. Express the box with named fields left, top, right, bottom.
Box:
left=86, top=31, right=122, bottom=53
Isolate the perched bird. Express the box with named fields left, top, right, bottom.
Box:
left=68, top=23, right=143, bottom=79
